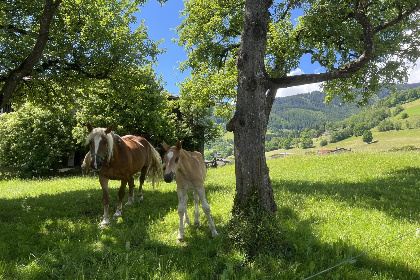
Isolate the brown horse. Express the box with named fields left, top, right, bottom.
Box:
left=162, top=141, right=218, bottom=241
left=86, top=124, right=162, bottom=228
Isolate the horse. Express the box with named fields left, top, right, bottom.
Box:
left=162, top=141, right=218, bottom=241
left=86, top=124, right=162, bottom=228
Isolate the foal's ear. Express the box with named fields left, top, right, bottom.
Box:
left=105, top=125, right=114, bottom=134
left=176, top=140, right=182, bottom=150
left=87, top=123, right=94, bottom=132
left=162, top=141, right=170, bottom=152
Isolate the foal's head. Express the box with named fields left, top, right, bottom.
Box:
left=162, top=141, right=182, bottom=183
left=86, top=124, right=114, bottom=171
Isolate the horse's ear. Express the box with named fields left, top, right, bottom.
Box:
left=105, top=125, right=114, bottom=134
left=87, top=123, right=94, bottom=132
left=176, top=140, right=182, bottom=150
left=162, top=142, right=170, bottom=152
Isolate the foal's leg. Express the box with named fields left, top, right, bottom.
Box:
left=177, top=189, right=188, bottom=242
left=193, top=191, right=200, bottom=226
left=114, top=180, right=127, bottom=219
left=137, top=166, right=148, bottom=202
left=125, top=177, right=135, bottom=206
left=196, top=186, right=218, bottom=237
left=99, top=176, right=111, bottom=228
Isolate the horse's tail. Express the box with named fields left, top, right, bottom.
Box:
left=147, top=142, right=163, bottom=189
left=81, top=151, right=91, bottom=175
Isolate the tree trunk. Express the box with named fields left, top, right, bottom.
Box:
left=227, top=0, right=276, bottom=213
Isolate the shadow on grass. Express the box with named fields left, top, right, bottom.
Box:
left=271, top=166, right=420, bottom=279
left=273, top=166, right=420, bottom=222
left=0, top=180, right=239, bottom=279
left=277, top=210, right=420, bottom=279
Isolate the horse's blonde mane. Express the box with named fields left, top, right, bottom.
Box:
left=85, top=127, right=114, bottom=162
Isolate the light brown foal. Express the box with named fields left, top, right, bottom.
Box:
left=162, top=141, right=218, bottom=241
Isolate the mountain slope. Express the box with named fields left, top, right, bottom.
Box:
left=268, top=83, right=420, bottom=131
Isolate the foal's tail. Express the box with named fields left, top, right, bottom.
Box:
left=147, top=143, right=163, bottom=190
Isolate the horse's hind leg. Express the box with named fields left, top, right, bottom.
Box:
left=125, top=177, right=135, bottom=206
left=196, top=187, right=218, bottom=237
left=193, top=191, right=200, bottom=226
left=137, top=166, right=147, bottom=202
left=114, top=180, right=127, bottom=219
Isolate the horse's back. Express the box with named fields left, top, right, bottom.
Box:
left=181, top=150, right=206, bottom=183
left=105, top=135, right=150, bottom=178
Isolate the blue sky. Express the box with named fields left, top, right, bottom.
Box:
left=138, top=1, right=420, bottom=97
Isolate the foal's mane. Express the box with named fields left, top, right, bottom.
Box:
left=85, top=127, right=115, bottom=162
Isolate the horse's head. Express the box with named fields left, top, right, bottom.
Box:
left=86, top=124, right=114, bottom=171
left=162, top=140, right=182, bottom=183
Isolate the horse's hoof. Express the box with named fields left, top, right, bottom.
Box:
left=113, top=213, right=122, bottom=220
left=137, top=195, right=144, bottom=202
left=177, top=236, right=183, bottom=243
left=194, top=221, right=200, bottom=226
left=212, top=231, right=219, bottom=237
left=100, top=221, right=110, bottom=229
left=125, top=200, right=133, bottom=206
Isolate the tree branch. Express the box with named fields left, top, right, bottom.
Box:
left=269, top=0, right=419, bottom=91
left=1, top=0, right=62, bottom=108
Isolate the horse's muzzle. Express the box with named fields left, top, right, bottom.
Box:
left=90, top=160, right=102, bottom=171
left=164, top=172, right=175, bottom=183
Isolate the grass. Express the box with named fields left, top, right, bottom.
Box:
left=1, top=152, right=419, bottom=279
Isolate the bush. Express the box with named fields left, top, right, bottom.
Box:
left=320, top=138, right=328, bottom=147
left=377, top=119, right=394, bottom=132
left=0, top=103, right=75, bottom=175
left=362, top=130, right=373, bottom=143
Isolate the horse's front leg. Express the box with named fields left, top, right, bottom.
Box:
left=125, top=177, right=135, bottom=206
left=177, top=189, right=188, bottom=242
left=99, top=176, right=111, bottom=228
left=114, top=180, right=127, bottom=219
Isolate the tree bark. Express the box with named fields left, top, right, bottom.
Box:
left=227, top=0, right=276, bottom=213
left=0, top=0, right=62, bottom=108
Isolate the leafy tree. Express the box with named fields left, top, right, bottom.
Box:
left=0, top=103, right=75, bottom=174
left=0, top=0, right=162, bottom=109
left=362, top=130, right=373, bottom=144
left=401, top=112, right=409, bottom=119
left=353, top=123, right=369, bottom=137
left=319, top=138, right=328, bottom=147
left=377, top=119, right=394, bottom=132
left=177, top=0, right=420, bottom=221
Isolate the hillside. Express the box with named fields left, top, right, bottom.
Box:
left=267, top=91, right=420, bottom=156
left=268, top=83, right=420, bottom=131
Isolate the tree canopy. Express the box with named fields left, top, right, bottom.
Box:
left=0, top=0, right=162, bottom=108
left=177, top=0, right=420, bottom=114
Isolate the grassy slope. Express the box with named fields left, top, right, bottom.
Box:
left=1, top=152, right=419, bottom=279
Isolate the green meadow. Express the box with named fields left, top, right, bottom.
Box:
left=0, top=152, right=419, bottom=279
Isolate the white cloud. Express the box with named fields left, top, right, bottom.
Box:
left=276, top=83, right=321, bottom=97
left=408, top=58, right=420, bottom=83
left=276, top=68, right=321, bottom=97
left=276, top=57, right=420, bottom=98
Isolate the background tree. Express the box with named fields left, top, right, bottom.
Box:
left=362, top=130, right=373, bottom=144
left=177, top=0, right=420, bottom=217
left=0, top=0, right=162, bottom=108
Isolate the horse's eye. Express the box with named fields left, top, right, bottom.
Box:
left=175, top=157, right=179, bottom=164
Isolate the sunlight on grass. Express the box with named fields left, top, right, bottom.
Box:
left=0, top=153, right=419, bottom=279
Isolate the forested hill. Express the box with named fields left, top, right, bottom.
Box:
left=268, top=83, right=420, bottom=131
